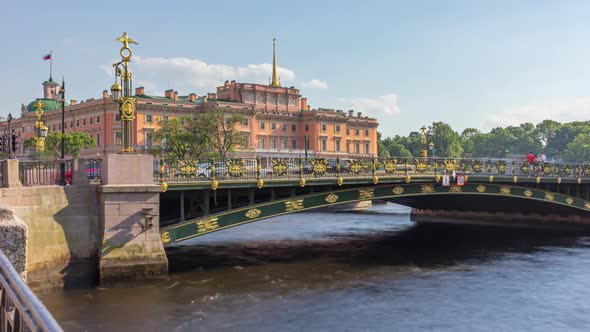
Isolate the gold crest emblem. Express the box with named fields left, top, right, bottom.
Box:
left=245, top=208, right=261, bottom=219
left=285, top=199, right=304, bottom=212
left=359, top=188, right=375, bottom=200
left=392, top=186, right=404, bottom=195
left=325, top=194, right=339, bottom=203
left=197, top=217, right=219, bottom=233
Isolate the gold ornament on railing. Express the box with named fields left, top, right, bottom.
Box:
left=226, top=159, right=245, bottom=177
left=415, top=158, right=428, bottom=173
left=271, top=158, right=288, bottom=176
left=472, top=160, right=483, bottom=173
left=310, top=159, right=328, bottom=176
left=444, top=159, right=457, bottom=173
left=349, top=159, right=363, bottom=174
left=382, top=158, right=398, bottom=174
left=495, top=160, right=507, bottom=174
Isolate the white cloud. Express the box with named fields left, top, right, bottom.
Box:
left=300, top=79, right=328, bottom=89
left=103, top=55, right=296, bottom=95
left=487, top=97, right=590, bottom=128
left=340, top=93, right=401, bottom=116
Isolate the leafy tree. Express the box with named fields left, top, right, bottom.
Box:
left=377, top=132, right=391, bottom=158
left=428, top=122, right=463, bottom=158
left=24, top=132, right=95, bottom=159
left=546, top=121, right=590, bottom=159
left=387, top=142, right=412, bottom=157
left=197, top=108, right=247, bottom=159
left=535, top=119, right=561, bottom=147
left=564, top=132, right=590, bottom=162
left=153, top=116, right=208, bottom=161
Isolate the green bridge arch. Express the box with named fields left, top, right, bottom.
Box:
left=160, top=182, right=590, bottom=245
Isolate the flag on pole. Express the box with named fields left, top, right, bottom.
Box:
left=42, top=53, right=52, bottom=60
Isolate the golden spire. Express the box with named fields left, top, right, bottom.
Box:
left=270, top=38, right=281, bottom=87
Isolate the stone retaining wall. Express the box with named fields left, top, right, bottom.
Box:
left=0, top=185, right=99, bottom=291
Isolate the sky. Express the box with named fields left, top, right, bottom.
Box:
left=2, top=0, right=590, bottom=137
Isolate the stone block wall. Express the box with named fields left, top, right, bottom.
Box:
left=0, top=185, right=99, bottom=291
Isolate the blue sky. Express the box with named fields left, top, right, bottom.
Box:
left=2, top=0, right=590, bottom=136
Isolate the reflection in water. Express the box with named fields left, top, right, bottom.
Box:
left=39, top=204, right=590, bottom=332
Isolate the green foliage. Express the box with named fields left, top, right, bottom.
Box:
left=564, top=133, right=590, bottom=162
left=378, top=119, right=590, bottom=163
left=153, top=109, right=246, bottom=161
left=24, top=132, right=95, bottom=159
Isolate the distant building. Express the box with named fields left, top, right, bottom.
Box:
left=4, top=41, right=379, bottom=159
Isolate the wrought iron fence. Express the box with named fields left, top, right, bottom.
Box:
left=0, top=250, right=63, bottom=331
left=155, top=157, right=590, bottom=183
left=19, top=160, right=73, bottom=186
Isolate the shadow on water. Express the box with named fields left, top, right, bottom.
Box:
left=166, top=221, right=587, bottom=273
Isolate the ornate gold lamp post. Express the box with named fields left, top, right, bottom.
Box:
left=420, top=125, right=428, bottom=158
left=34, top=100, right=48, bottom=152
left=111, top=32, right=138, bottom=153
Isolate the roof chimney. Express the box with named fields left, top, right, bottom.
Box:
left=102, top=90, right=109, bottom=99
left=357, top=112, right=362, bottom=118
left=300, top=97, right=307, bottom=111
left=135, top=86, right=145, bottom=96
left=164, top=89, right=174, bottom=99
left=188, top=93, right=197, bottom=102
left=348, top=110, right=354, bottom=117
left=202, top=96, right=208, bottom=103
left=173, top=91, right=178, bottom=101
left=307, top=105, right=311, bottom=111
left=70, top=100, right=77, bottom=105
left=207, top=93, right=217, bottom=100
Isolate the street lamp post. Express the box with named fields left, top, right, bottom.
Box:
left=111, top=32, right=139, bottom=153
left=420, top=125, right=427, bottom=158
left=59, top=79, right=66, bottom=185
left=34, top=100, right=48, bottom=152
left=7, top=113, right=12, bottom=159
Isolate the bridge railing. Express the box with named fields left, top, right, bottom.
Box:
left=0, top=250, right=63, bottom=331
left=18, top=160, right=73, bottom=186
left=155, top=157, right=590, bottom=183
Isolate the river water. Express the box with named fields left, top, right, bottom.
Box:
left=39, top=203, right=590, bottom=331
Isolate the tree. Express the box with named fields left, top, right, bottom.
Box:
left=377, top=132, right=391, bottom=158
left=535, top=119, right=561, bottom=147
left=197, top=108, right=247, bottom=159
left=428, top=122, right=463, bottom=158
left=24, top=132, right=95, bottom=159
left=563, top=132, right=590, bottom=162
left=153, top=116, right=208, bottom=161
left=387, top=142, right=412, bottom=157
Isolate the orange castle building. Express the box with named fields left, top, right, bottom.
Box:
left=3, top=41, right=379, bottom=159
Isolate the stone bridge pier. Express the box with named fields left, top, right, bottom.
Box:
left=98, top=154, right=168, bottom=282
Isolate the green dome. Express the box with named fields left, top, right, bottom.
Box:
left=26, top=98, right=61, bottom=113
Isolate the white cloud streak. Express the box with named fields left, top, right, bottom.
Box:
left=339, top=93, right=401, bottom=116
left=487, top=97, right=590, bottom=128
left=300, top=79, right=328, bottom=89
left=103, top=56, right=297, bottom=95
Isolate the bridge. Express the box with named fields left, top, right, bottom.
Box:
left=156, top=157, right=590, bottom=245
left=3, top=154, right=590, bottom=293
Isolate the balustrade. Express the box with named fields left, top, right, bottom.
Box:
left=155, top=157, right=590, bottom=184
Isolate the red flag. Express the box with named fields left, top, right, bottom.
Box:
left=42, top=54, right=51, bottom=60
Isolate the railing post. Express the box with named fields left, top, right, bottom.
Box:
left=2, top=159, right=21, bottom=188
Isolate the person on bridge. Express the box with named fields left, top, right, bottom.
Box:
left=526, top=152, right=536, bottom=176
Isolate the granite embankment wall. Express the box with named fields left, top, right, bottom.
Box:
left=0, top=185, right=99, bottom=291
